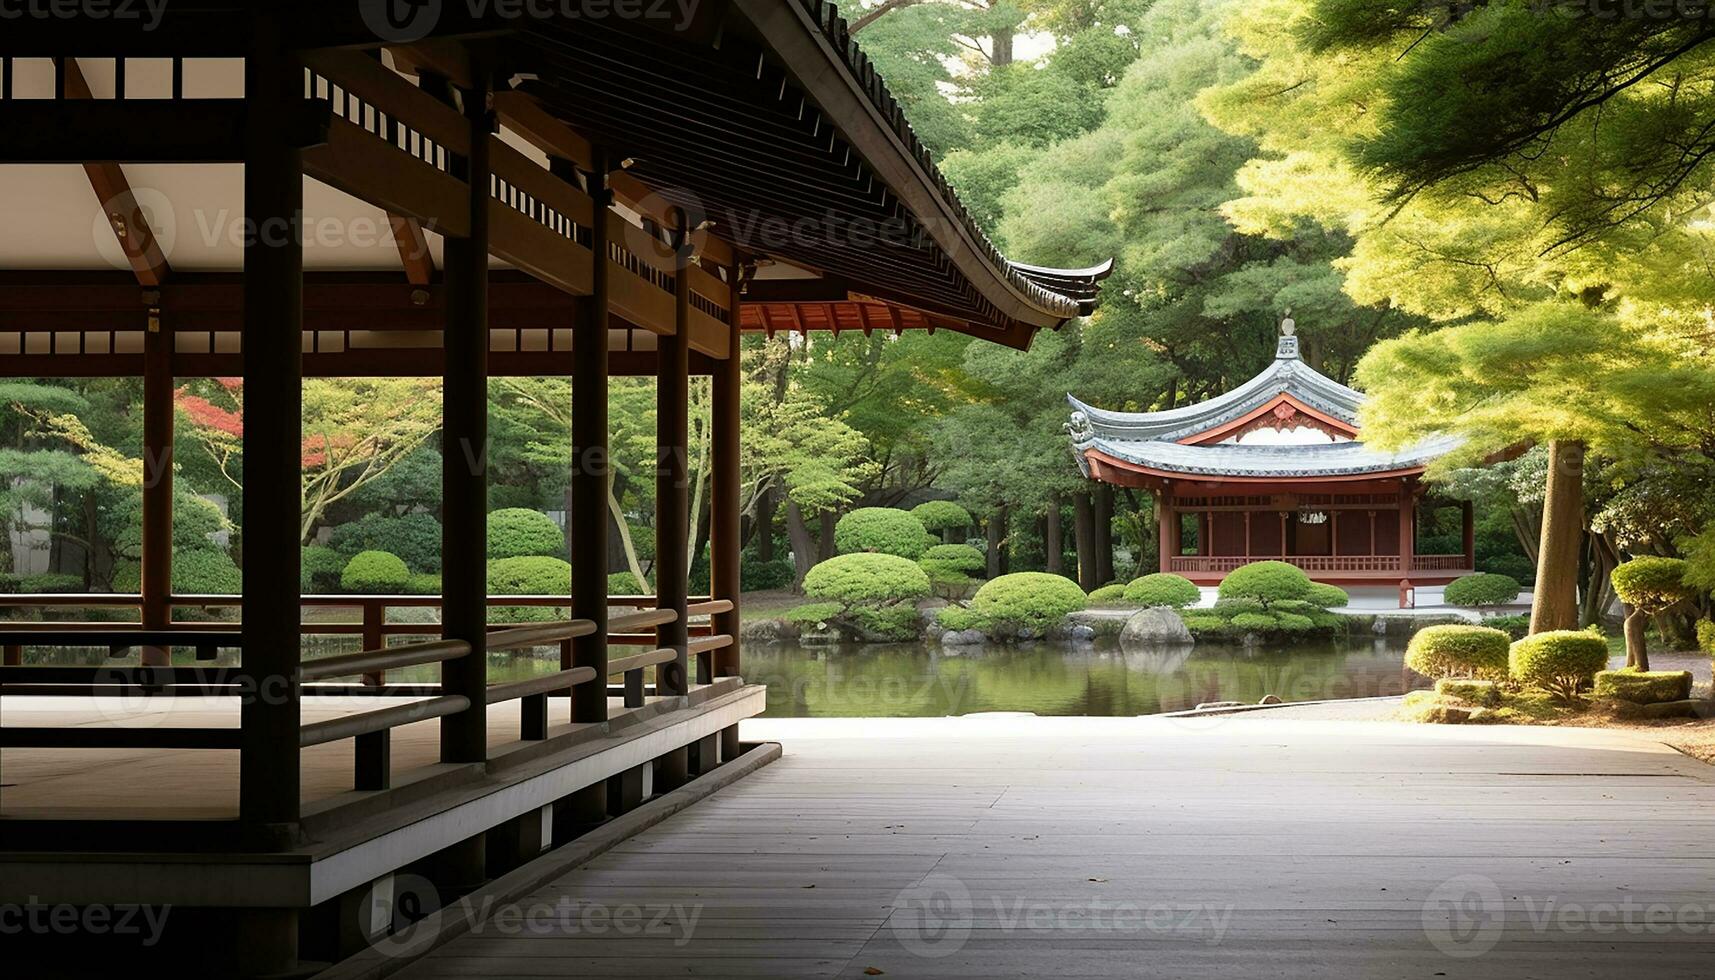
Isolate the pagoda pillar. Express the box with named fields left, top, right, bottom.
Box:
left=1157, top=492, right=1174, bottom=575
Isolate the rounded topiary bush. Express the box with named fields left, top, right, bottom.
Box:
left=1404, top=624, right=1511, bottom=681
left=1087, top=583, right=1131, bottom=606
left=1305, top=582, right=1350, bottom=609
left=405, top=572, right=441, bottom=596
left=1444, top=572, right=1522, bottom=609
left=803, top=553, right=932, bottom=604
left=1274, top=612, right=1315, bottom=631
left=1217, top=561, right=1312, bottom=609
left=968, top=572, right=1087, bottom=633
left=487, top=555, right=572, bottom=623
left=172, top=548, right=243, bottom=594
left=1229, top=612, right=1278, bottom=632
left=1510, top=629, right=1610, bottom=698
left=1611, top=556, right=1693, bottom=612
left=920, top=543, right=986, bottom=575
left=833, top=507, right=931, bottom=559
left=1123, top=573, right=1201, bottom=609
left=1700, top=620, right=1715, bottom=656
left=911, top=500, right=973, bottom=533
left=330, top=513, right=443, bottom=573
left=302, top=545, right=346, bottom=593
left=341, top=550, right=410, bottom=593
left=487, top=508, right=567, bottom=560
left=608, top=571, right=650, bottom=595
left=740, top=553, right=794, bottom=592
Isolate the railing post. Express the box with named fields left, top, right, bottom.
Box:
left=655, top=210, right=691, bottom=701
left=569, top=150, right=610, bottom=729
left=140, top=309, right=173, bottom=667
left=239, top=13, right=303, bottom=840
left=521, top=693, right=548, bottom=741
left=709, top=263, right=743, bottom=683
left=3, top=644, right=20, bottom=666
left=361, top=599, right=384, bottom=687
left=436, top=65, right=492, bottom=765
left=354, top=730, right=390, bottom=791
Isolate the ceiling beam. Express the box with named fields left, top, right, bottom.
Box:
left=388, top=214, right=436, bottom=285
left=62, top=58, right=169, bottom=287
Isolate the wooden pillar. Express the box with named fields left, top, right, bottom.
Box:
left=655, top=209, right=691, bottom=700
left=1368, top=510, right=1377, bottom=556
left=1073, top=490, right=1097, bottom=589
left=1278, top=512, right=1288, bottom=558
left=1198, top=512, right=1210, bottom=557
left=1092, top=485, right=1114, bottom=584
left=1331, top=511, right=1341, bottom=558
left=1156, top=490, right=1174, bottom=575
left=1044, top=494, right=1063, bottom=575
left=570, top=152, right=610, bottom=726
left=1243, top=511, right=1252, bottom=559
left=139, top=313, right=173, bottom=666
left=239, top=12, right=303, bottom=839
left=439, top=68, right=492, bottom=764
left=1461, top=500, right=1476, bottom=570
left=709, top=263, right=743, bottom=679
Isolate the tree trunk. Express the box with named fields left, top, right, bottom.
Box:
left=1623, top=606, right=1649, bottom=671
left=991, top=26, right=1014, bottom=67
left=755, top=486, right=776, bottom=562
left=1530, top=439, right=1585, bottom=634
left=1045, top=494, right=1063, bottom=575
left=1093, top=485, right=1115, bottom=586
left=817, top=508, right=837, bottom=562
left=785, top=498, right=816, bottom=592
left=986, top=506, right=1008, bottom=579
left=1072, top=490, right=1097, bottom=591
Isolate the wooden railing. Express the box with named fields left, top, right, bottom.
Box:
left=1168, top=555, right=1470, bottom=576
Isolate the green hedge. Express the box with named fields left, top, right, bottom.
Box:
left=1434, top=678, right=1500, bottom=706
left=936, top=605, right=983, bottom=632
left=1217, top=561, right=1312, bottom=608
left=1700, top=620, right=1715, bottom=655
left=1510, top=629, right=1609, bottom=698
left=920, top=543, right=985, bottom=575
left=910, top=500, right=973, bottom=532
left=487, top=556, right=572, bottom=624
left=1482, top=614, right=1531, bottom=640
left=113, top=548, right=243, bottom=595
left=1087, top=583, right=1131, bottom=606
left=784, top=602, right=845, bottom=626
left=341, top=550, right=410, bottom=593
left=834, top=508, right=931, bottom=560
left=1229, top=612, right=1278, bottom=632
left=1123, top=573, right=1200, bottom=609
left=967, top=572, right=1087, bottom=633
left=330, top=513, right=442, bottom=573
left=741, top=553, right=794, bottom=591
left=608, top=571, right=650, bottom=595
left=1594, top=668, right=1693, bottom=704
left=1305, top=582, right=1350, bottom=609
left=1404, top=624, right=1512, bottom=681
left=0, top=571, right=83, bottom=594
left=487, top=508, right=566, bottom=560
left=405, top=573, right=442, bottom=596
left=803, top=553, right=931, bottom=604
left=1443, top=572, right=1522, bottom=609
left=301, top=545, right=346, bottom=593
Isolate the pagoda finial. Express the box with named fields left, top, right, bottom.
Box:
left=1276, top=308, right=1300, bottom=359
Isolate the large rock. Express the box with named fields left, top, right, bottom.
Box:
left=941, top=629, right=986, bottom=647
left=1119, top=607, right=1193, bottom=648
left=739, top=618, right=793, bottom=643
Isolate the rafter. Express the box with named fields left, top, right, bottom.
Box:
left=62, top=58, right=169, bottom=286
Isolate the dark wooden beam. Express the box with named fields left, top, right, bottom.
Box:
left=389, top=213, right=436, bottom=285
left=570, top=153, right=611, bottom=729
left=710, top=266, right=743, bottom=683
left=61, top=59, right=170, bottom=286
left=0, top=99, right=328, bottom=163
left=655, top=212, right=692, bottom=708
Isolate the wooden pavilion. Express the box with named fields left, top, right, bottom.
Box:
left=1068, top=327, right=1469, bottom=603
left=0, top=3, right=1106, bottom=975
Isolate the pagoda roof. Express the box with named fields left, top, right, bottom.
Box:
left=1068, top=334, right=1459, bottom=481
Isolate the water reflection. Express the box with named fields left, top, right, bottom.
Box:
left=745, top=636, right=1421, bottom=718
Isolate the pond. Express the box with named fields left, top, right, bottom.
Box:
left=744, top=636, right=1424, bottom=718
left=16, top=633, right=1426, bottom=718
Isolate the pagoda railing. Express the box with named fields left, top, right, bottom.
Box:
left=1169, top=555, right=1469, bottom=576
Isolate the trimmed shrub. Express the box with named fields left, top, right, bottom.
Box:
left=1274, top=612, right=1316, bottom=631
left=1404, top=624, right=1512, bottom=681
left=487, top=508, right=566, bottom=560
left=1229, top=612, right=1278, bottom=632
left=1180, top=614, right=1230, bottom=634
left=1594, top=668, right=1693, bottom=704
left=920, top=544, right=985, bottom=575
left=1086, top=583, right=1131, bottom=606
left=936, top=605, right=983, bottom=632
left=1510, top=629, right=1610, bottom=698
left=1212, top=597, right=1266, bottom=617
left=967, top=572, right=1087, bottom=633
left=1123, top=573, right=1201, bottom=609
left=487, top=556, right=572, bottom=624
left=1611, top=556, right=1693, bottom=612
left=1305, top=582, right=1350, bottom=609
left=341, top=550, right=410, bottom=594
left=330, top=513, right=443, bottom=573
left=1700, top=620, right=1715, bottom=655
left=803, top=553, right=932, bottom=604
left=302, top=545, right=346, bottom=593
left=848, top=603, right=920, bottom=641
left=18, top=572, right=82, bottom=593
left=405, top=573, right=442, bottom=595
left=1217, top=561, right=1312, bottom=609
left=608, top=571, right=650, bottom=595
left=1443, top=572, right=1522, bottom=609
left=833, top=508, right=931, bottom=559
left=1434, top=678, right=1500, bottom=706
left=784, top=602, right=844, bottom=627
left=911, top=500, right=973, bottom=533
left=113, top=548, right=243, bottom=596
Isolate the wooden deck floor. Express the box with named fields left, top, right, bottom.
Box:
left=393, top=716, right=1715, bottom=979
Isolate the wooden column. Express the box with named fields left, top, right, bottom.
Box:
left=1461, top=500, right=1476, bottom=570
left=1044, top=494, right=1063, bottom=575
left=655, top=210, right=691, bottom=700
left=239, top=13, right=303, bottom=837
left=1198, top=512, right=1211, bottom=557
left=1243, top=511, right=1252, bottom=559
left=1331, top=511, right=1341, bottom=558
left=1092, top=485, right=1114, bottom=584
left=1073, top=490, right=1097, bottom=589
left=139, top=313, right=173, bottom=666
left=710, top=263, right=743, bottom=681
left=569, top=153, right=609, bottom=727
left=439, top=70, right=492, bottom=764
left=1156, top=491, right=1174, bottom=575
left=1398, top=488, right=1416, bottom=584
